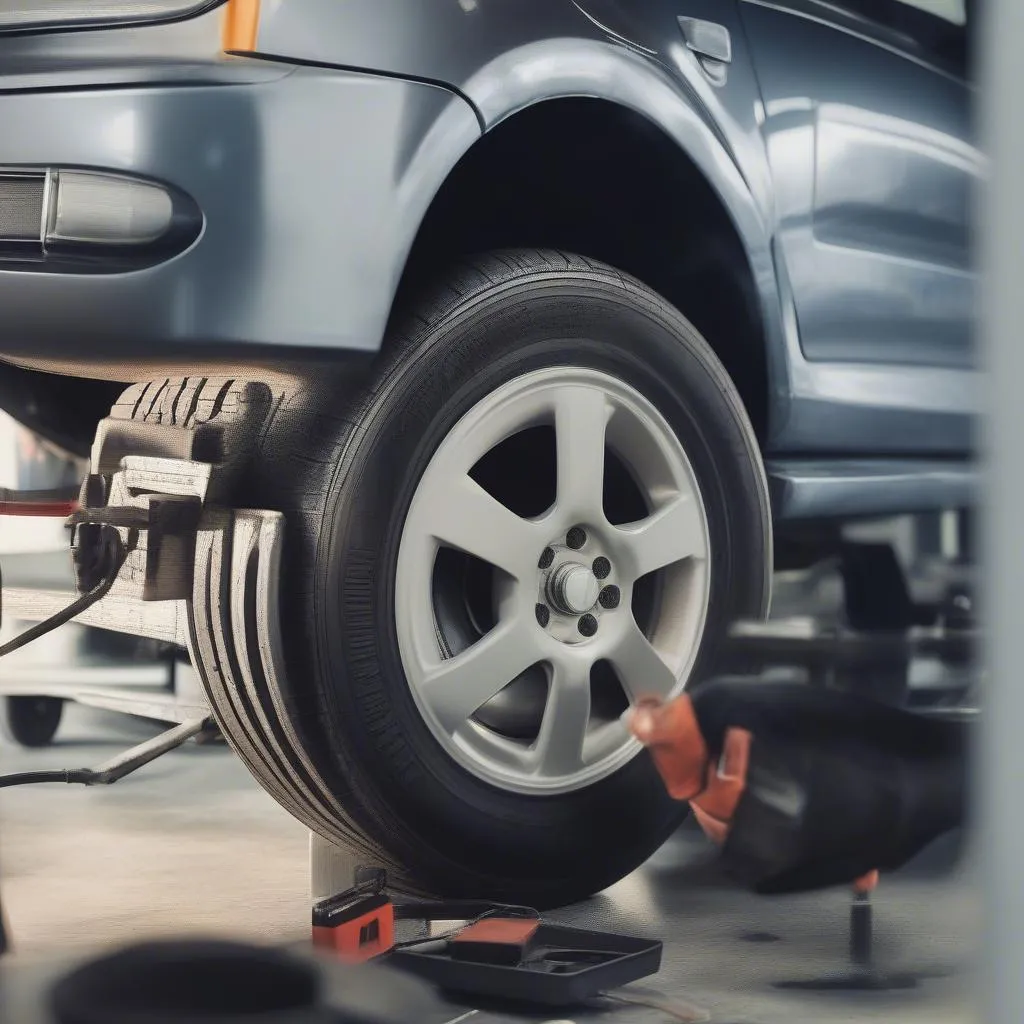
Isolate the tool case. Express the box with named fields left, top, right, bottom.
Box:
left=312, top=880, right=663, bottom=1007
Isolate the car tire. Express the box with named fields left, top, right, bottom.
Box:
left=2, top=696, right=63, bottom=748
left=254, top=250, right=772, bottom=906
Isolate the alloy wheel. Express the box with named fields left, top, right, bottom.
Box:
left=395, top=367, right=711, bottom=795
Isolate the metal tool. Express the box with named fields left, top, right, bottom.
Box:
left=0, top=486, right=214, bottom=788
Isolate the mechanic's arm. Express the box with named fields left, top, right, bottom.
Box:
left=627, top=680, right=968, bottom=895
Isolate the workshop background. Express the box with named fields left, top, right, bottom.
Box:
left=0, top=0, right=995, bottom=1020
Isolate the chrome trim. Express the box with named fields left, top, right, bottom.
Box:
left=39, top=168, right=54, bottom=252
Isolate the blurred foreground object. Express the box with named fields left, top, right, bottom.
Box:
left=48, top=938, right=435, bottom=1024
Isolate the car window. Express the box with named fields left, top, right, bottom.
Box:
left=895, top=0, right=966, bottom=24
left=821, top=0, right=971, bottom=75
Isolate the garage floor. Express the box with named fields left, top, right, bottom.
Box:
left=0, top=702, right=978, bottom=1023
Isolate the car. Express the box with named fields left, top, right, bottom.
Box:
left=0, top=0, right=980, bottom=905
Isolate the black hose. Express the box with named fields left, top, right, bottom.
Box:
left=0, top=528, right=140, bottom=792
left=0, top=528, right=135, bottom=661
left=0, top=770, right=92, bottom=790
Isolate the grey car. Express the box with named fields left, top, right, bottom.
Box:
left=0, top=0, right=979, bottom=904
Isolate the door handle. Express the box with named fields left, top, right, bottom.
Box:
left=677, top=17, right=733, bottom=63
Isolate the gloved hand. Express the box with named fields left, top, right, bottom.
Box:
left=628, top=694, right=752, bottom=847
left=626, top=679, right=967, bottom=895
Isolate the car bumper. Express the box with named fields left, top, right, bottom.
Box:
left=0, top=61, right=478, bottom=367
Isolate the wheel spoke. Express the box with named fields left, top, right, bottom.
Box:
left=532, top=656, right=592, bottom=776
left=419, top=473, right=542, bottom=579
left=608, top=619, right=679, bottom=703
left=420, top=620, right=538, bottom=735
left=456, top=721, right=536, bottom=773
left=615, top=493, right=706, bottom=581
left=555, top=385, right=611, bottom=523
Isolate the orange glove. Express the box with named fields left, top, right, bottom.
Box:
left=628, top=695, right=751, bottom=844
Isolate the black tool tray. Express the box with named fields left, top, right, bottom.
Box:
left=388, top=922, right=663, bottom=1006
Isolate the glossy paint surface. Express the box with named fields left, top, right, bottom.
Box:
left=739, top=0, right=980, bottom=371
left=0, top=0, right=979, bottom=474
left=0, top=62, right=478, bottom=358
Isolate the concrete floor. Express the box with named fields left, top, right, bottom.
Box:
left=0, top=702, right=979, bottom=1023
left=1, top=704, right=312, bottom=954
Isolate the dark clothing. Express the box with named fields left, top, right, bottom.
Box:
left=689, top=679, right=968, bottom=894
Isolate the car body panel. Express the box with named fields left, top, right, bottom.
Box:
left=738, top=0, right=979, bottom=371
left=253, top=0, right=982, bottom=457
left=0, top=63, right=479, bottom=360
left=0, top=0, right=978, bottom=496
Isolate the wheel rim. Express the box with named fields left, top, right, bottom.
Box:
left=395, top=366, right=711, bottom=795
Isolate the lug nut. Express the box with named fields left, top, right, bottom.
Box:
left=578, top=614, right=598, bottom=637
left=538, top=547, right=555, bottom=570
left=599, top=585, right=621, bottom=610
left=535, top=603, right=551, bottom=628
left=566, top=527, right=587, bottom=550
left=592, top=556, right=611, bottom=580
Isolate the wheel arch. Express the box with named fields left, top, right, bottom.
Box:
left=394, top=87, right=780, bottom=442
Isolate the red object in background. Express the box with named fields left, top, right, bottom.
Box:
left=629, top=695, right=711, bottom=801
left=690, top=725, right=753, bottom=845
left=0, top=488, right=79, bottom=517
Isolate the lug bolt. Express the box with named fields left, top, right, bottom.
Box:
left=592, top=556, right=611, bottom=581
left=566, top=527, right=587, bottom=550
left=599, top=585, right=621, bottom=610
left=538, top=547, right=555, bottom=570
left=535, top=603, right=551, bottom=628
left=578, top=614, right=598, bottom=637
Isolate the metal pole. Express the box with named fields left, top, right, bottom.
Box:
left=981, top=0, right=1024, bottom=1019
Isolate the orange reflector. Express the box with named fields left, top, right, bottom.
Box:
left=222, top=0, right=261, bottom=52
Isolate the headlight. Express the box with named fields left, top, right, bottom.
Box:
left=0, top=1, right=224, bottom=34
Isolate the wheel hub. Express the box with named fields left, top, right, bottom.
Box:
left=548, top=561, right=600, bottom=615
left=535, top=529, right=622, bottom=644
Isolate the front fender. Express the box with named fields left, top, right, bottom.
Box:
left=0, top=65, right=480, bottom=366
left=252, top=1, right=788, bottom=396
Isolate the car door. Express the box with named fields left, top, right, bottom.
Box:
left=738, top=0, right=981, bottom=369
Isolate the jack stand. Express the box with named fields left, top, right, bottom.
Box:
left=309, top=832, right=390, bottom=905
left=310, top=832, right=362, bottom=903
left=775, top=882, right=919, bottom=992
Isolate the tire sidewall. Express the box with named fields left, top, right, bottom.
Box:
left=315, top=274, right=769, bottom=894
